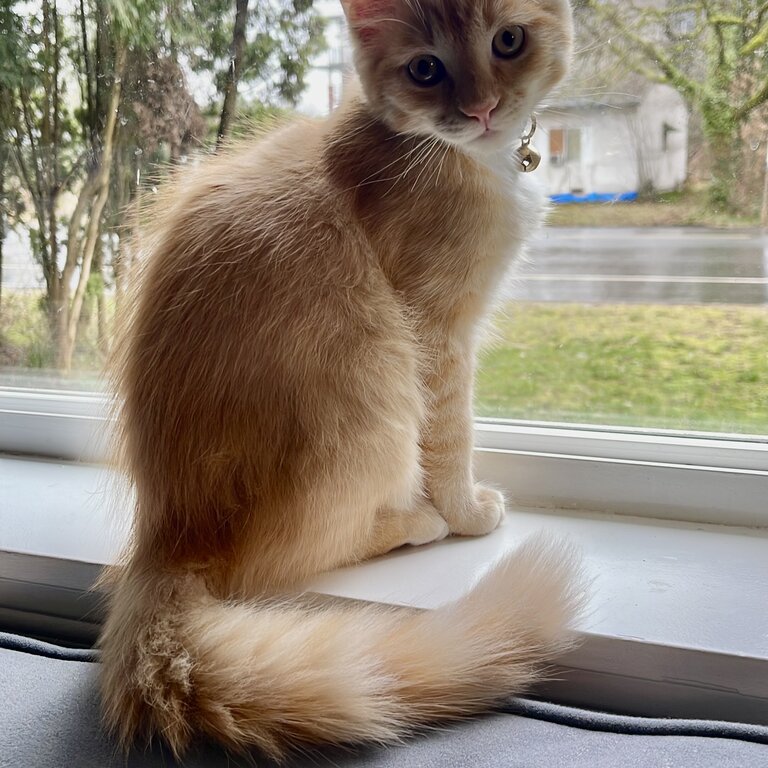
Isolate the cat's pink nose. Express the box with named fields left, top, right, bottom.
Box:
left=460, top=98, right=500, bottom=128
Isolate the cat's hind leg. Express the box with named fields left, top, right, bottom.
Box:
left=361, top=500, right=449, bottom=560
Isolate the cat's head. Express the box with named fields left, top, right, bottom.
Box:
left=341, top=0, right=573, bottom=153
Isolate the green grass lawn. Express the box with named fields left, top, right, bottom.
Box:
left=3, top=294, right=768, bottom=435
left=547, top=189, right=761, bottom=229
left=476, top=303, right=768, bottom=434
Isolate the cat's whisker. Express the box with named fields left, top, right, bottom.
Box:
left=406, top=137, right=437, bottom=170
left=353, top=136, right=434, bottom=192
left=403, top=0, right=428, bottom=28
left=577, top=89, right=639, bottom=98
left=539, top=109, right=572, bottom=117
left=382, top=147, right=436, bottom=194
left=379, top=144, right=432, bottom=197
left=340, top=116, right=381, bottom=141
left=427, top=143, right=453, bottom=193
left=378, top=135, right=442, bottom=197
left=573, top=39, right=614, bottom=55
left=418, top=148, right=444, bottom=197
left=364, top=16, right=423, bottom=35
left=377, top=136, right=431, bottom=176
left=410, top=139, right=444, bottom=191
left=386, top=129, right=418, bottom=142
left=396, top=137, right=437, bottom=186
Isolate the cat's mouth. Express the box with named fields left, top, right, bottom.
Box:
left=467, top=126, right=511, bottom=149
left=434, top=122, right=513, bottom=152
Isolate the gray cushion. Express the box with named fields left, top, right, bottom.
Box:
left=1, top=633, right=767, bottom=768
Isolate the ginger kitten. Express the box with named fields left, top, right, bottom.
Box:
left=100, top=0, right=584, bottom=759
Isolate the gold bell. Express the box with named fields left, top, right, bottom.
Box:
left=517, top=115, right=541, bottom=173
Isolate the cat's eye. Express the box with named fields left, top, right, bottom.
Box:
left=407, top=55, right=446, bottom=87
left=492, top=26, right=526, bottom=59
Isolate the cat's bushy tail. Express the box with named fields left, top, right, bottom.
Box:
left=100, top=534, right=586, bottom=760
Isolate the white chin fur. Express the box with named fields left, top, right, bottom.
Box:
left=449, top=130, right=517, bottom=157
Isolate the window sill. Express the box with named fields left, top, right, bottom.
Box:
left=1, top=453, right=767, bottom=724
left=3, top=387, right=768, bottom=527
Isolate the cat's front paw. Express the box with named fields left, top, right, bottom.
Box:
left=446, top=484, right=505, bottom=537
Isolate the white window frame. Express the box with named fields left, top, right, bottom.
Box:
left=0, top=387, right=110, bottom=462
left=2, top=385, right=767, bottom=528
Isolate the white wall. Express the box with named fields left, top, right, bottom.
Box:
left=297, top=2, right=350, bottom=116
left=537, top=85, right=688, bottom=198
left=537, top=107, right=640, bottom=197
left=635, top=84, right=688, bottom=192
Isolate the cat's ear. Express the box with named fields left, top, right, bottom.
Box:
left=340, top=0, right=397, bottom=45
left=340, top=0, right=393, bottom=21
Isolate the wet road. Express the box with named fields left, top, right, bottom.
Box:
left=505, top=228, right=768, bottom=305
left=5, top=227, right=768, bottom=305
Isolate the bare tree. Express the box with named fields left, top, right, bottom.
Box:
left=583, top=0, right=768, bottom=211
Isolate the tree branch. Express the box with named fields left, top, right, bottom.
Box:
left=50, top=0, right=61, bottom=279
left=736, top=75, right=768, bottom=121
left=587, top=0, right=707, bottom=107
left=62, top=167, right=97, bottom=291
left=79, top=0, right=95, bottom=144
left=41, top=0, right=52, bottom=155
left=52, top=151, right=89, bottom=197
left=65, top=46, right=126, bottom=369
left=709, top=15, right=745, bottom=25
left=10, top=126, right=52, bottom=286
left=10, top=131, right=46, bottom=232
left=19, top=91, right=45, bottom=204
left=603, top=39, right=670, bottom=87
left=216, top=0, right=250, bottom=149
left=741, top=19, right=768, bottom=55
left=700, top=0, right=727, bottom=68
left=53, top=1, right=60, bottom=179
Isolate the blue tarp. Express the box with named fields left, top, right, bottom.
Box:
left=550, top=192, right=638, bottom=204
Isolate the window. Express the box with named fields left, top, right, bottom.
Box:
left=549, top=127, right=582, bottom=166
left=3, top=1, right=765, bottom=442
left=549, top=127, right=566, bottom=165
left=1, top=1, right=767, bottom=720
left=661, top=122, right=675, bottom=152
left=1, top=0, right=766, bottom=511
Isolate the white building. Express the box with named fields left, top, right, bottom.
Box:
left=298, top=1, right=349, bottom=116
left=531, top=84, right=689, bottom=202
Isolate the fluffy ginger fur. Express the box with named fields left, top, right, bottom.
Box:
left=100, top=0, right=583, bottom=760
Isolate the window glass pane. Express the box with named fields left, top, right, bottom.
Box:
left=478, top=0, right=768, bottom=436
left=1, top=1, right=766, bottom=438
left=0, top=1, right=326, bottom=388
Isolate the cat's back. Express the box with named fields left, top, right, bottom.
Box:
left=163, top=116, right=340, bottom=245
left=137, top=115, right=369, bottom=320
left=122, top=114, right=392, bottom=394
